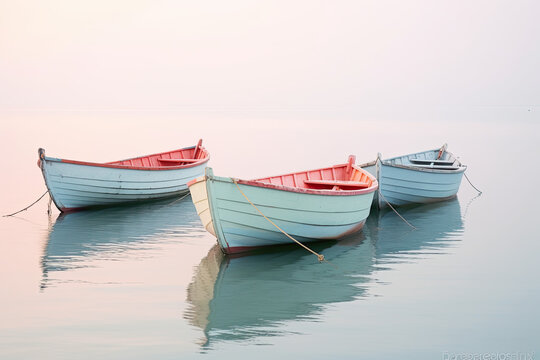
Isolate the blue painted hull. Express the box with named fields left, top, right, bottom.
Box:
left=359, top=161, right=378, bottom=207
left=189, top=168, right=376, bottom=254
left=378, top=163, right=465, bottom=206
left=368, top=147, right=466, bottom=207
left=41, top=157, right=207, bottom=211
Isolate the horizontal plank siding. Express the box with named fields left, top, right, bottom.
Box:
left=43, top=159, right=206, bottom=210
left=379, top=163, right=465, bottom=206
left=207, top=176, right=374, bottom=252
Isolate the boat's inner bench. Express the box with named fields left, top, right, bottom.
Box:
left=158, top=158, right=199, bottom=165
left=303, top=179, right=370, bottom=190
left=409, top=158, right=460, bottom=170
left=410, top=158, right=454, bottom=165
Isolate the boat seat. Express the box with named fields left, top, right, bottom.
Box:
left=158, top=158, right=198, bottom=165
left=410, top=158, right=454, bottom=166
left=303, top=179, right=370, bottom=189
left=410, top=164, right=461, bottom=170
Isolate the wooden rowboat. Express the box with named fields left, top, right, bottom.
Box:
left=361, top=144, right=466, bottom=207
left=188, top=156, right=378, bottom=254
left=38, top=140, right=209, bottom=212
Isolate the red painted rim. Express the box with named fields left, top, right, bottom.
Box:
left=235, top=177, right=377, bottom=196
left=59, top=157, right=209, bottom=171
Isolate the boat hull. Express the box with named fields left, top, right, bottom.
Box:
left=41, top=158, right=207, bottom=211
left=359, top=161, right=378, bottom=207
left=377, top=163, right=465, bottom=207
left=189, top=169, right=375, bottom=254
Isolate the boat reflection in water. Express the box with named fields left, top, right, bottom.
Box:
left=184, top=198, right=464, bottom=349
left=41, top=196, right=202, bottom=289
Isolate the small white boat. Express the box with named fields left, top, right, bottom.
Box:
left=362, top=144, right=466, bottom=207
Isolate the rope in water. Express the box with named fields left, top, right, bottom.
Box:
left=232, top=179, right=325, bottom=262
left=3, top=190, right=49, bottom=217
left=462, top=192, right=482, bottom=220
left=464, top=173, right=482, bottom=194
left=4, top=189, right=192, bottom=218
left=375, top=154, right=415, bottom=229
left=163, top=191, right=191, bottom=208
left=378, top=190, right=417, bottom=230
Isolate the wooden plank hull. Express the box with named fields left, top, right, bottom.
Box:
left=359, top=161, right=378, bottom=207
left=377, top=163, right=465, bottom=206
left=42, top=159, right=207, bottom=211
left=39, top=144, right=209, bottom=212
left=372, top=146, right=466, bottom=207
left=189, top=167, right=376, bottom=254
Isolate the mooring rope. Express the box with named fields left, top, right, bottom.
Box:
left=3, top=190, right=49, bottom=217
left=462, top=192, right=482, bottom=220
left=232, top=179, right=325, bottom=262
left=162, top=191, right=191, bottom=208
left=464, top=173, right=482, bottom=194
left=377, top=190, right=417, bottom=230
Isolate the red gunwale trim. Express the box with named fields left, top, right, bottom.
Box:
left=60, top=157, right=209, bottom=170
left=53, top=147, right=210, bottom=171
left=187, top=178, right=202, bottom=187
left=235, top=165, right=378, bottom=196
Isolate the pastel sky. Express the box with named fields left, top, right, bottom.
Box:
left=1, top=0, right=538, bottom=111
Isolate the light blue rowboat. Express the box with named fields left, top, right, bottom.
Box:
left=38, top=140, right=209, bottom=212
left=188, top=157, right=378, bottom=254
left=361, top=144, right=466, bottom=207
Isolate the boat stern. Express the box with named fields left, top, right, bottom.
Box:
left=188, top=171, right=216, bottom=237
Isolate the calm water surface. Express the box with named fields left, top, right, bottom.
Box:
left=0, top=110, right=539, bottom=359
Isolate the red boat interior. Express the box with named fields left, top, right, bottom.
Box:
left=254, top=155, right=375, bottom=191
left=106, top=139, right=209, bottom=168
